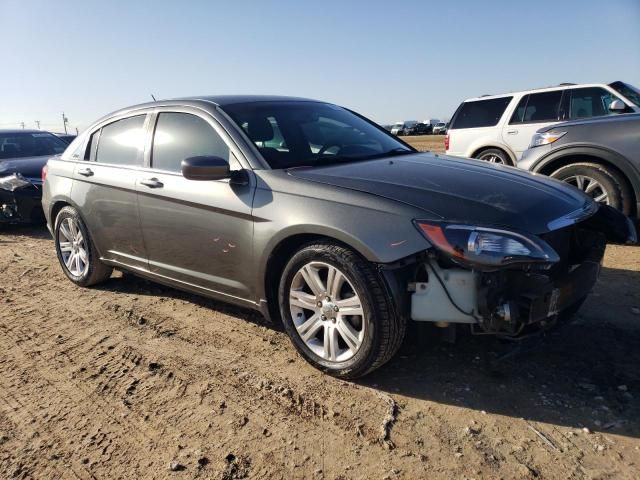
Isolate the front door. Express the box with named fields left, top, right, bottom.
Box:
left=135, top=110, right=255, bottom=301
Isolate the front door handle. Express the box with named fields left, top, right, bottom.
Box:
left=77, top=167, right=94, bottom=177
left=140, top=178, right=164, bottom=189
left=506, top=130, right=519, bottom=135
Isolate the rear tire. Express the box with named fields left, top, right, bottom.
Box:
left=475, top=148, right=512, bottom=166
left=278, top=241, right=405, bottom=379
left=54, top=206, right=113, bottom=287
left=550, top=163, right=625, bottom=213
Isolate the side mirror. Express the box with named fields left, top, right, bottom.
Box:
left=609, top=99, right=626, bottom=112
left=181, top=156, right=230, bottom=181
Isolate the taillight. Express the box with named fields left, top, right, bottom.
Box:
left=41, top=164, right=48, bottom=183
left=444, top=134, right=450, bottom=151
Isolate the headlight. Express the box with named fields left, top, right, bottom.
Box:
left=415, top=221, right=559, bottom=267
left=0, top=173, right=33, bottom=192
left=529, top=131, right=566, bottom=148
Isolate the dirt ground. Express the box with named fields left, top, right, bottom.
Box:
left=1, top=154, right=640, bottom=479
left=403, top=134, right=446, bottom=153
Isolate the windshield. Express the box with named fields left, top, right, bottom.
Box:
left=0, top=132, right=68, bottom=160
left=609, top=81, right=640, bottom=107
left=223, top=101, right=413, bottom=169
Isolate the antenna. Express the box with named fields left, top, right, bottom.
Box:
left=151, top=94, right=157, bottom=101
left=35, top=120, right=41, bottom=130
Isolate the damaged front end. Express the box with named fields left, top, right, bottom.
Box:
left=0, top=173, right=44, bottom=224
left=389, top=203, right=636, bottom=337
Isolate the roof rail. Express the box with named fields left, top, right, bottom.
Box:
left=558, top=82, right=576, bottom=86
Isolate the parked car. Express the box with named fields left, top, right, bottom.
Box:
left=406, top=123, right=432, bottom=135
left=519, top=113, right=640, bottom=220
left=391, top=120, right=418, bottom=136
left=446, top=81, right=640, bottom=165
left=42, top=96, right=635, bottom=378
left=432, top=122, right=447, bottom=135
left=0, top=129, right=68, bottom=224
left=381, top=124, right=394, bottom=132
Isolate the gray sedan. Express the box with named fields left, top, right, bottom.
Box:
left=42, top=96, right=635, bottom=378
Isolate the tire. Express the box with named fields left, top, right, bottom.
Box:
left=54, top=206, right=113, bottom=287
left=606, top=168, right=634, bottom=217
left=475, top=148, right=511, bottom=165
left=278, top=241, right=405, bottom=379
left=550, top=163, right=625, bottom=213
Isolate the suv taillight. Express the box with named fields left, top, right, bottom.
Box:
left=444, top=134, right=450, bottom=151
left=41, top=164, right=48, bottom=183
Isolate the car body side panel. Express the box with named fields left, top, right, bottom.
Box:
left=250, top=170, right=433, bottom=304
left=42, top=158, right=76, bottom=228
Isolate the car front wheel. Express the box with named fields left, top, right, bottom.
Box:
left=278, top=241, right=405, bottom=379
left=550, top=163, right=624, bottom=211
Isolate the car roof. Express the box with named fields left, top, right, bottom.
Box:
left=463, top=83, right=611, bottom=102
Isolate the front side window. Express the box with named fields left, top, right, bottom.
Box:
left=94, top=115, right=146, bottom=166
left=449, top=97, right=512, bottom=129
left=568, top=87, right=620, bottom=119
left=151, top=112, right=236, bottom=172
left=0, top=132, right=67, bottom=160
left=223, top=101, right=412, bottom=169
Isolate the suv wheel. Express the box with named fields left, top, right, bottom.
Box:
left=550, top=163, right=624, bottom=211
left=54, top=206, right=113, bottom=287
left=278, top=241, right=405, bottom=379
left=475, top=148, right=511, bottom=165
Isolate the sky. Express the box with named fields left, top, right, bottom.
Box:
left=1, top=0, right=639, bottom=133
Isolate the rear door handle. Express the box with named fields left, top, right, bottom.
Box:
left=140, top=178, right=164, bottom=189
left=506, top=130, right=519, bottom=135
left=77, top=167, right=94, bottom=177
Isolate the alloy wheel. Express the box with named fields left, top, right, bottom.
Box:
left=564, top=174, right=610, bottom=204
left=479, top=152, right=506, bottom=164
left=57, top=217, right=89, bottom=276
left=289, top=261, right=365, bottom=363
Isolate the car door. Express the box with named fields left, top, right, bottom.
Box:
left=70, top=113, right=149, bottom=270
left=502, top=90, right=563, bottom=158
left=135, top=108, right=255, bottom=301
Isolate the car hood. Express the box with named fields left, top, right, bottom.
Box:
left=287, top=153, right=594, bottom=234
left=0, top=155, right=51, bottom=180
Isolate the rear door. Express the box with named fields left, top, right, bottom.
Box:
left=503, top=90, right=563, bottom=158
left=135, top=108, right=255, bottom=301
left=70, top=113, right=149, bottom=270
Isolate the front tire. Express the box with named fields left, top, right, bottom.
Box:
left=550, top=163, right=624, bottom=212
left=278, top=242, right=405, bottom=379
left=54, top=206, right=113, bottom=287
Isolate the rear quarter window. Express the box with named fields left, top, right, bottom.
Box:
left=449, top=97, right=512, bottom=129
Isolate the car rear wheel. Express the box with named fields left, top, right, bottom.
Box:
left=550, top=163, right=624, bottom=212
left=475, top=148, right=511, bottom=165
left=54, top=206, right=113, bottom=287
left=278, top=241, right=405, bottom=379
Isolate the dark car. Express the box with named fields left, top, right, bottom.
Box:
left=407, top=123, right=432, bottom=135
left=0, top=129, right=68, bottom=224
left=519, top=113, right=640, bottom=220
left=42, top=96, right=635, bottom=378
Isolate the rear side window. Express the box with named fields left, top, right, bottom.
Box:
left=515, top=91, right=562, bottom=123
left=151, top=112, right=235, bottom=173
left=449, top=97, right=512, bottom=129
left=94, top=115, right=146, bottom=166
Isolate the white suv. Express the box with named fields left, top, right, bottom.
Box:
left=445, top=81, right=640, bottom=165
